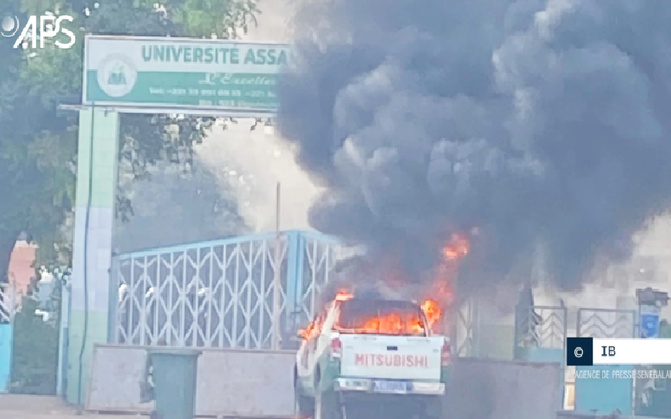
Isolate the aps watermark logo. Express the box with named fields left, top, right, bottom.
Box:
left=1, top=13, right=75, bottom=49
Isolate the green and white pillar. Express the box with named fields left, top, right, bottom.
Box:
left=67, top=107, right=119, bottom=405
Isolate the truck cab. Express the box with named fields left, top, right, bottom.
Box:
left=294, top=296, right=450, bottom=419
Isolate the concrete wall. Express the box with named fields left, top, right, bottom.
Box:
left=89, top=345, right=562, bottom=419
left=86, top=344, right=296, bottom=418
left=476, top=324, right=515, bottom=360
left=445, top=357, right=562, bottom=419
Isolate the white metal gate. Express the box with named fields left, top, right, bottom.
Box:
left=576, top=308, right=636, bottom=339
left=110, top=230, right=341, bottom=349
left=515, top=305, right=568, bottom=349
left=453, top=297, right=479, bottom=357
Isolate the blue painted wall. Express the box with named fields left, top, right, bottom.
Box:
left=574, top=365, right=633, bottom=415
left=0, top=323, right=13, bottom=393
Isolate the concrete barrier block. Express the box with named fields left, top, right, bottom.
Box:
left=445, top=357, right=561, bottom=419
left=87, top=344, right=296, bottom=418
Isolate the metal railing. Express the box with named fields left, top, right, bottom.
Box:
left=515, top=304, right=568, bottom=349
left=577, top=308, right=636, bottom=339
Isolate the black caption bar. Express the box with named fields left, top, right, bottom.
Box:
left=566, top=337, right=594, bottom=366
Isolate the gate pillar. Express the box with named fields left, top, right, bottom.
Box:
left=514, top=303, right=567, bottom=411
left=67, top=107, right=120, bottom=405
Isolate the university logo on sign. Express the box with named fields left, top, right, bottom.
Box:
left=96, top=54, right=137, bottom=98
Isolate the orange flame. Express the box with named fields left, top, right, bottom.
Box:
left=299, top=233, right=470, bottom=340
left=298, top=320, right=319, bottom=340
left=334, top=289, right=354, bottom=301
left=299, top=296, right=445, bottom=338
left=443, top=233, right=470, bottom=260
left=299, top=289, right=353, bottom=340
left=423, top=232, right=470, bottom=333
left=420, top=299, right=441, bottom=331
left=359, top=312, right=425, bottom=335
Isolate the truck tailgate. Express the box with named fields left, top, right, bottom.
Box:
left=339, top=334, right=443, bottom=381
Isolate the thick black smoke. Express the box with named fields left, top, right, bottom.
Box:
left=277, top=0, right=671, bottom=292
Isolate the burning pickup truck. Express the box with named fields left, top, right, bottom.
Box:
left=294, top=291, right=451, bottom=419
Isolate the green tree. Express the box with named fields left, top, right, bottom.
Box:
left=0, top=10, right=75, bottom=278
left=0, top=0, right=259, bottom=278
left=9, top=267, right=68, bottom=394
left=10, top=294, right=61, bottom=394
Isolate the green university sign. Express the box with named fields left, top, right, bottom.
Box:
left=83, top=35, right=292, bottom=115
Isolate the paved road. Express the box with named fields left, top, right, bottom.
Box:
left=0, top=394, right=149, bottom=419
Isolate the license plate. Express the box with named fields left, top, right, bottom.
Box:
left=373, top=380, right=408, bottom=394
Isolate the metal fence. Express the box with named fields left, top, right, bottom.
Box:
left=577, top=308, right=636, bottom=338
left=515, top=305, right=568, bottom=349
left=453, top=297, right=479, bottom=357
left=111, top=230, right=341, bottom=349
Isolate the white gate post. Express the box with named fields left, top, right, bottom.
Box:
left=67, top=107, right=120, bottom=406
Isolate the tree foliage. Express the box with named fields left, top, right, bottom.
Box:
left=0, top=0, right=259, bottom=275
left=10, top=290, right=61, bottom=394
left=9, top=267, right=69, bottom=395
left=1, top=0, right=260, bottom=391
left=0, top=12, right=75, bottom=278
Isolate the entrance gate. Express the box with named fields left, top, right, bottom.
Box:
left=110, top=230, right=340, bottom=349
left=63, top=35, right=294, bottom=405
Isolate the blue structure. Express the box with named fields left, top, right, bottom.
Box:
left=573, top=308, right=636, bottom=416
left=0, top=284, right=15, bottom=393
left=0, top=323, right=12, bottom=393
left=640, top=305, right=661, bottom=339
left=575, top=364, right=634, bottom=415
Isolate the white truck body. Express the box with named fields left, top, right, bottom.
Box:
left=294, top=297, right=450, bottom=419
left=339, top=334, right=443, bottom=381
